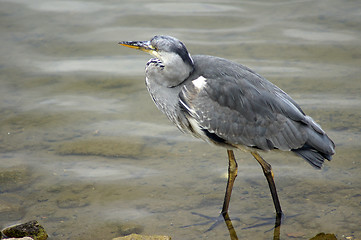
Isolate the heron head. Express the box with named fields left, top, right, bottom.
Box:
left=119, top=35, right=194, bottom=69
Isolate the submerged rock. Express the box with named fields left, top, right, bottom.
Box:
left=0, top=165, right=32, bottom=192
left=56, top=195, right=90, bottom=209
left=113, top=234, right=171, bottom=240
left=56, top=138, right=145, bottom=158
left=117, top=223, right=143, bottom=236
left=1, top=220, right=48, bottom=240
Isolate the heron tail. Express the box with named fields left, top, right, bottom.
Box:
left=292, top=145, right=333, bottom=168
left=292, top=121, right=335, bottom=169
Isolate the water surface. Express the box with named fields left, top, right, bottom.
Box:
left=0, top=0, right=360, bottom=239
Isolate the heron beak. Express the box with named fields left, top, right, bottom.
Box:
left=118, top=40, right=156, bottom=55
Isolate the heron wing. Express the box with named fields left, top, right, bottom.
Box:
left=178, top=59, right=309, bottom=151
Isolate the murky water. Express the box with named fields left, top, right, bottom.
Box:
left=1, top=0, right=360, bottom=239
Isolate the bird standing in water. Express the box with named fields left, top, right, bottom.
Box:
left=119, top=35, right=335, bottom=219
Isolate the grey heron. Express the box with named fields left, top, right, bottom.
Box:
left=118, top=35, right=335, bottom=219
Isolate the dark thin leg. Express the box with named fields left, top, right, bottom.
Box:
left=223, top=212, right=239, bottom=240
left=222, top=213, right=282, bottom=240
left=221, top=150, right=238, bottom=214
left=273, top=213, right=282, bottom=240
left=251, top=152, right=282, bottom=215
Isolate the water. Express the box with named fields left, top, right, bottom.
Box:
left=0, top=0, right=360, bottom=239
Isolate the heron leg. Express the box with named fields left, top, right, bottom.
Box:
left=223, top=212, right=239, bottom=240
left=221, top=149, right=238, bottom=214
left=251, top=152, right=282, bottom=215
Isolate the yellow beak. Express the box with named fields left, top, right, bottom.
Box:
left=118, top=40, right=156, bottom=54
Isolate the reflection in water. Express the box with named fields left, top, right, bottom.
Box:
left=184, top=212, right=282, bottom=240
left=223, top=213, right=239, bottom=240
left=223, top=213, right=282, bottom=240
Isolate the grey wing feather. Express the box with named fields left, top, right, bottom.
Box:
left=178, top=55, right=334, bottom=168
left=179, top=74, right=308, bottom=151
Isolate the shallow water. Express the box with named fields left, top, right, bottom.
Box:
left=0, top=0, right=360, bottom=239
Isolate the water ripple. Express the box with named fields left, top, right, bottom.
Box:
left=284, top=29, right=355, bottom=42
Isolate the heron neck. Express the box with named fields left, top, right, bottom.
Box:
left=146, top=58, right=194, bottom=87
